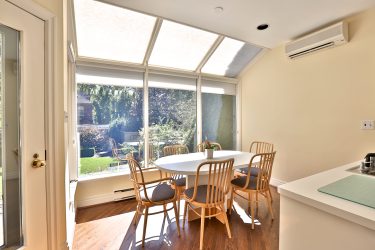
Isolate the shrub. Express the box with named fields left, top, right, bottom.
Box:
left=80, top=148, right=95, bottom=157
left=79, top=127, right=108, bottom=152
left=108, top=117, right=127, bottom=144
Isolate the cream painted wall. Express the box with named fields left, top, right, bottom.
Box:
left=240, top=8, right=375, bottom=182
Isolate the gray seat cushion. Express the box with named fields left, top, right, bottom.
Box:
left=231, top=176, right=258, bottom=190
left=239, top=167, right=260, bottom=176
left=140, top=183, right=175, bottom=202
left=174, top=177, right=186, bottom=187
left=184, top=185, right=220, bottom=203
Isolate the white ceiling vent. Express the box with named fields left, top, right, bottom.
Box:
left=285, top=21, right=348, bottom=59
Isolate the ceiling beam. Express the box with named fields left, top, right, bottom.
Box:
left=195, top=36, right=224, bottom=73
left=143, top=18, right=163, bottom=66
left=76, top=56, right=238, bottom=84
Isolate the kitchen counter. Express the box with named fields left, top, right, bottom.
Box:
left=278, top=161, right=375, bottom=250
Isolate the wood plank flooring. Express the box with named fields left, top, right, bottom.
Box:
left=73, top=187, right=279, bottom=250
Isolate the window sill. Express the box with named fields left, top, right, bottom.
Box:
left=77, top=167, right=159, bottom=183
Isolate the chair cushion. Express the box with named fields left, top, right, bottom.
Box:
left=140, top=183, right=175, bottom=202
left=231, top=176, right=258, bottom=190
left=238, top=167, right=260, bottom=176
left=174, top=177, right=186, bottom=187
left=184, top=185, right=220, bottom=203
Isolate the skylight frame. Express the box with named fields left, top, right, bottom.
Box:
left=72, top=0, right=264, bottom=79
left=148, top=20, right=220, bottom=71
left=73, top=0, right=157, bottom=64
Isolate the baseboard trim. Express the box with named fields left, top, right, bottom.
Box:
left=76, top=190, right=134, bottom=208
left=77, top=179, right=286, bottom=207
left=270, top=177, right=287, bottom=187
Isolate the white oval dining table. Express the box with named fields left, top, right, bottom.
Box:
left=154, top=150, right=256, bottom=176
left=153, top=150, right=257, bottom=221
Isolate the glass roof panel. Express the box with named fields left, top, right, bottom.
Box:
left=74, top=0, right=156, bottom=63
left=202, top=38, right=263, bottom=77
left=148, top=20, right=218, bottom=71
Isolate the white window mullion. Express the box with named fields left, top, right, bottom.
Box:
left=197, top=75, right=202, bottom=145
left=143, top=67, right=149, bottom=167
left=236, top=80, right=242, bottom=151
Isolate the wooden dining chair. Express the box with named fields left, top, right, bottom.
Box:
left=126, top=154, right=180, bottom=247
left=182, top=158, right=234, bottom=250
left=196, top=141, right=222, bottom=152
left=109, top=138, right=127, bottom=164
left=163, top=144, right=189, bottom=156
left=236, top=141, right=274, bottom=201
left=162, top=144, right=189, bottom=216
left=229, top=152, right=276, bottom=229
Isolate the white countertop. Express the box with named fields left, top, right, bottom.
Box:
left=154, top=150, right=256, bottom=175
left=278, top=161, right=375, bottom=231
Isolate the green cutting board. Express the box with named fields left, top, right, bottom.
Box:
left=318, top=175, right=375, bottom=209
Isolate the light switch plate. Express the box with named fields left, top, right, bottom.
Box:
left=361, top=120, right=374, bottom=130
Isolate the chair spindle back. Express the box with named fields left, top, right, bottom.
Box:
left=250, top=141, right=274, bottom=154
left=192, top=158, right=234, bottom=206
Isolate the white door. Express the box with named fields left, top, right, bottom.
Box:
left=0, top=1, right=47, bottom=249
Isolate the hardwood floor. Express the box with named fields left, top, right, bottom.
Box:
left=73, top=187, right=279, bottom=250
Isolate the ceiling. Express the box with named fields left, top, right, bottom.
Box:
left=102, top=0, right=375, bottom=48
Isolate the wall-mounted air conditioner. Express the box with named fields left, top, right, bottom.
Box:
left=285, top=21, right=348, bottom=59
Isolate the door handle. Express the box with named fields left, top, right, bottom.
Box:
left=32, top=153, right=46, bottom=168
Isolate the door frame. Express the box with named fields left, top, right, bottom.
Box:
left=6, top=0, right=65, bottom=249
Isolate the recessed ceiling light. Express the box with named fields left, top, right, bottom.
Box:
left=257, top=24, right=269, bottom=31
left=214, top=6, right=224, bottom=13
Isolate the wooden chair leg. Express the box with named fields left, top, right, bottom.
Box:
left=177, top=197, right=181, bottom=218
left=248, top=192, right=252, bottom=213
left=266, top=190, right=274, bottom=220
left=229, top=188, right=234, bottom=215
left=223, top=210, right=232, bottom=238
left=268, top=189, right=273, bottom=203
left=133, top=205, right=139, bottom=225
left=142, top=206, right=149, bottom=247
left=163, top=204, right=168, bottom=218
left=250, top=193, right=255, bottom=230
left=173, top=201, right=181, bottom=237
left=182, top=201, right=188, bottom=229
left=256, top=192, right=259, bottom=211
left=199, top=207, right=206, bottom=250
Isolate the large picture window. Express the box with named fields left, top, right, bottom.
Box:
left=75, top=68, right=237, bottom=179
left=148, top=74, right=197, bottom=161
left=76, top=68, right=144, bottom=177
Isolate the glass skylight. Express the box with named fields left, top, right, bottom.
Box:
left=202, top=38, right=262, bottom=77
left=148, top=20, right=218, bottom=71
left=74, top=0, right=156, bottom=63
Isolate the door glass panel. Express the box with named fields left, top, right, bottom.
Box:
left=0, top=24, right=22, bottom=248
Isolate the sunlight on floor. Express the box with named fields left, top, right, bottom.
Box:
left=74, top=211, right=135, bottom=249
left=232, top=200, right=261, bottom=226
left=132, top=204, right=178, bottom=248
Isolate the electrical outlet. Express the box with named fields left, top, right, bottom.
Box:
left=361, top=120, right=374, bottom=130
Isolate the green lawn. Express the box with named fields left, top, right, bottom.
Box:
left=80, top=157, right=117, bottom=175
